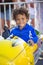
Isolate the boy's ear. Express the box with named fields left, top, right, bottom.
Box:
left=27, top=16, right=29, bottom=21
left=27, top=19, right=29, bottom=22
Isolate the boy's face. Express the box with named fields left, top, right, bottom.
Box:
left=15, top=14, right=28, bottom=29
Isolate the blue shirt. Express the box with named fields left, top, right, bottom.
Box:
left=10, top=24, right=38, bottom=43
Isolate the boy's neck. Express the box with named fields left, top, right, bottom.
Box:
left=18, top=24, right=27, bottom=30
left=19, top=26, right=23, bottom=30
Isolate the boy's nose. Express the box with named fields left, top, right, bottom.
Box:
left=20, top=19, right=23, bottom=23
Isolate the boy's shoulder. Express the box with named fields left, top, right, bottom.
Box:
left=27, top=24, right=34, bottom=30
left=10, top=26, right=18, bottom=32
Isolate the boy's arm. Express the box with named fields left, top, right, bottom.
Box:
left=31, top=27, right=38, bottom=43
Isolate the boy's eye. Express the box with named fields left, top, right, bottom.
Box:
left=22, top=18, right=24, bottom=20
left=16, top=19, right=19, bottom=22
left=16, top=18, right=24, bottom=22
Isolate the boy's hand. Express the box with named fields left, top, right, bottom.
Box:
left=28, top=40, right=34, bottom=46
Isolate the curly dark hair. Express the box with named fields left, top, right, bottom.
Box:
left=13, top=7, right=29, bottom=20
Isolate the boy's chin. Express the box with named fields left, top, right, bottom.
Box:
left=20, top=24, right=25, bottom=27
left=19, top=26, right=25, bottom=29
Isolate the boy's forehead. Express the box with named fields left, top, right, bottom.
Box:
left=16, top=14, right=26, bottom=18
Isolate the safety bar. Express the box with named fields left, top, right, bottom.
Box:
left=0, top=1, right=43, bottom=5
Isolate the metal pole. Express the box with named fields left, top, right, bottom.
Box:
left=4, top=4, right=6, bottom=26
left=34, top=3, right=37, bottom=28
left=0, top=6, right=2, bottom=35
left=9, top=4, right=12, bottom=28
left=0, top=1, right=43, bottom=5
left=39, top=3, right=41, bottom=33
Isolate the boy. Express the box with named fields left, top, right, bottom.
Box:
left=10, top=7, right=38, bottom=45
